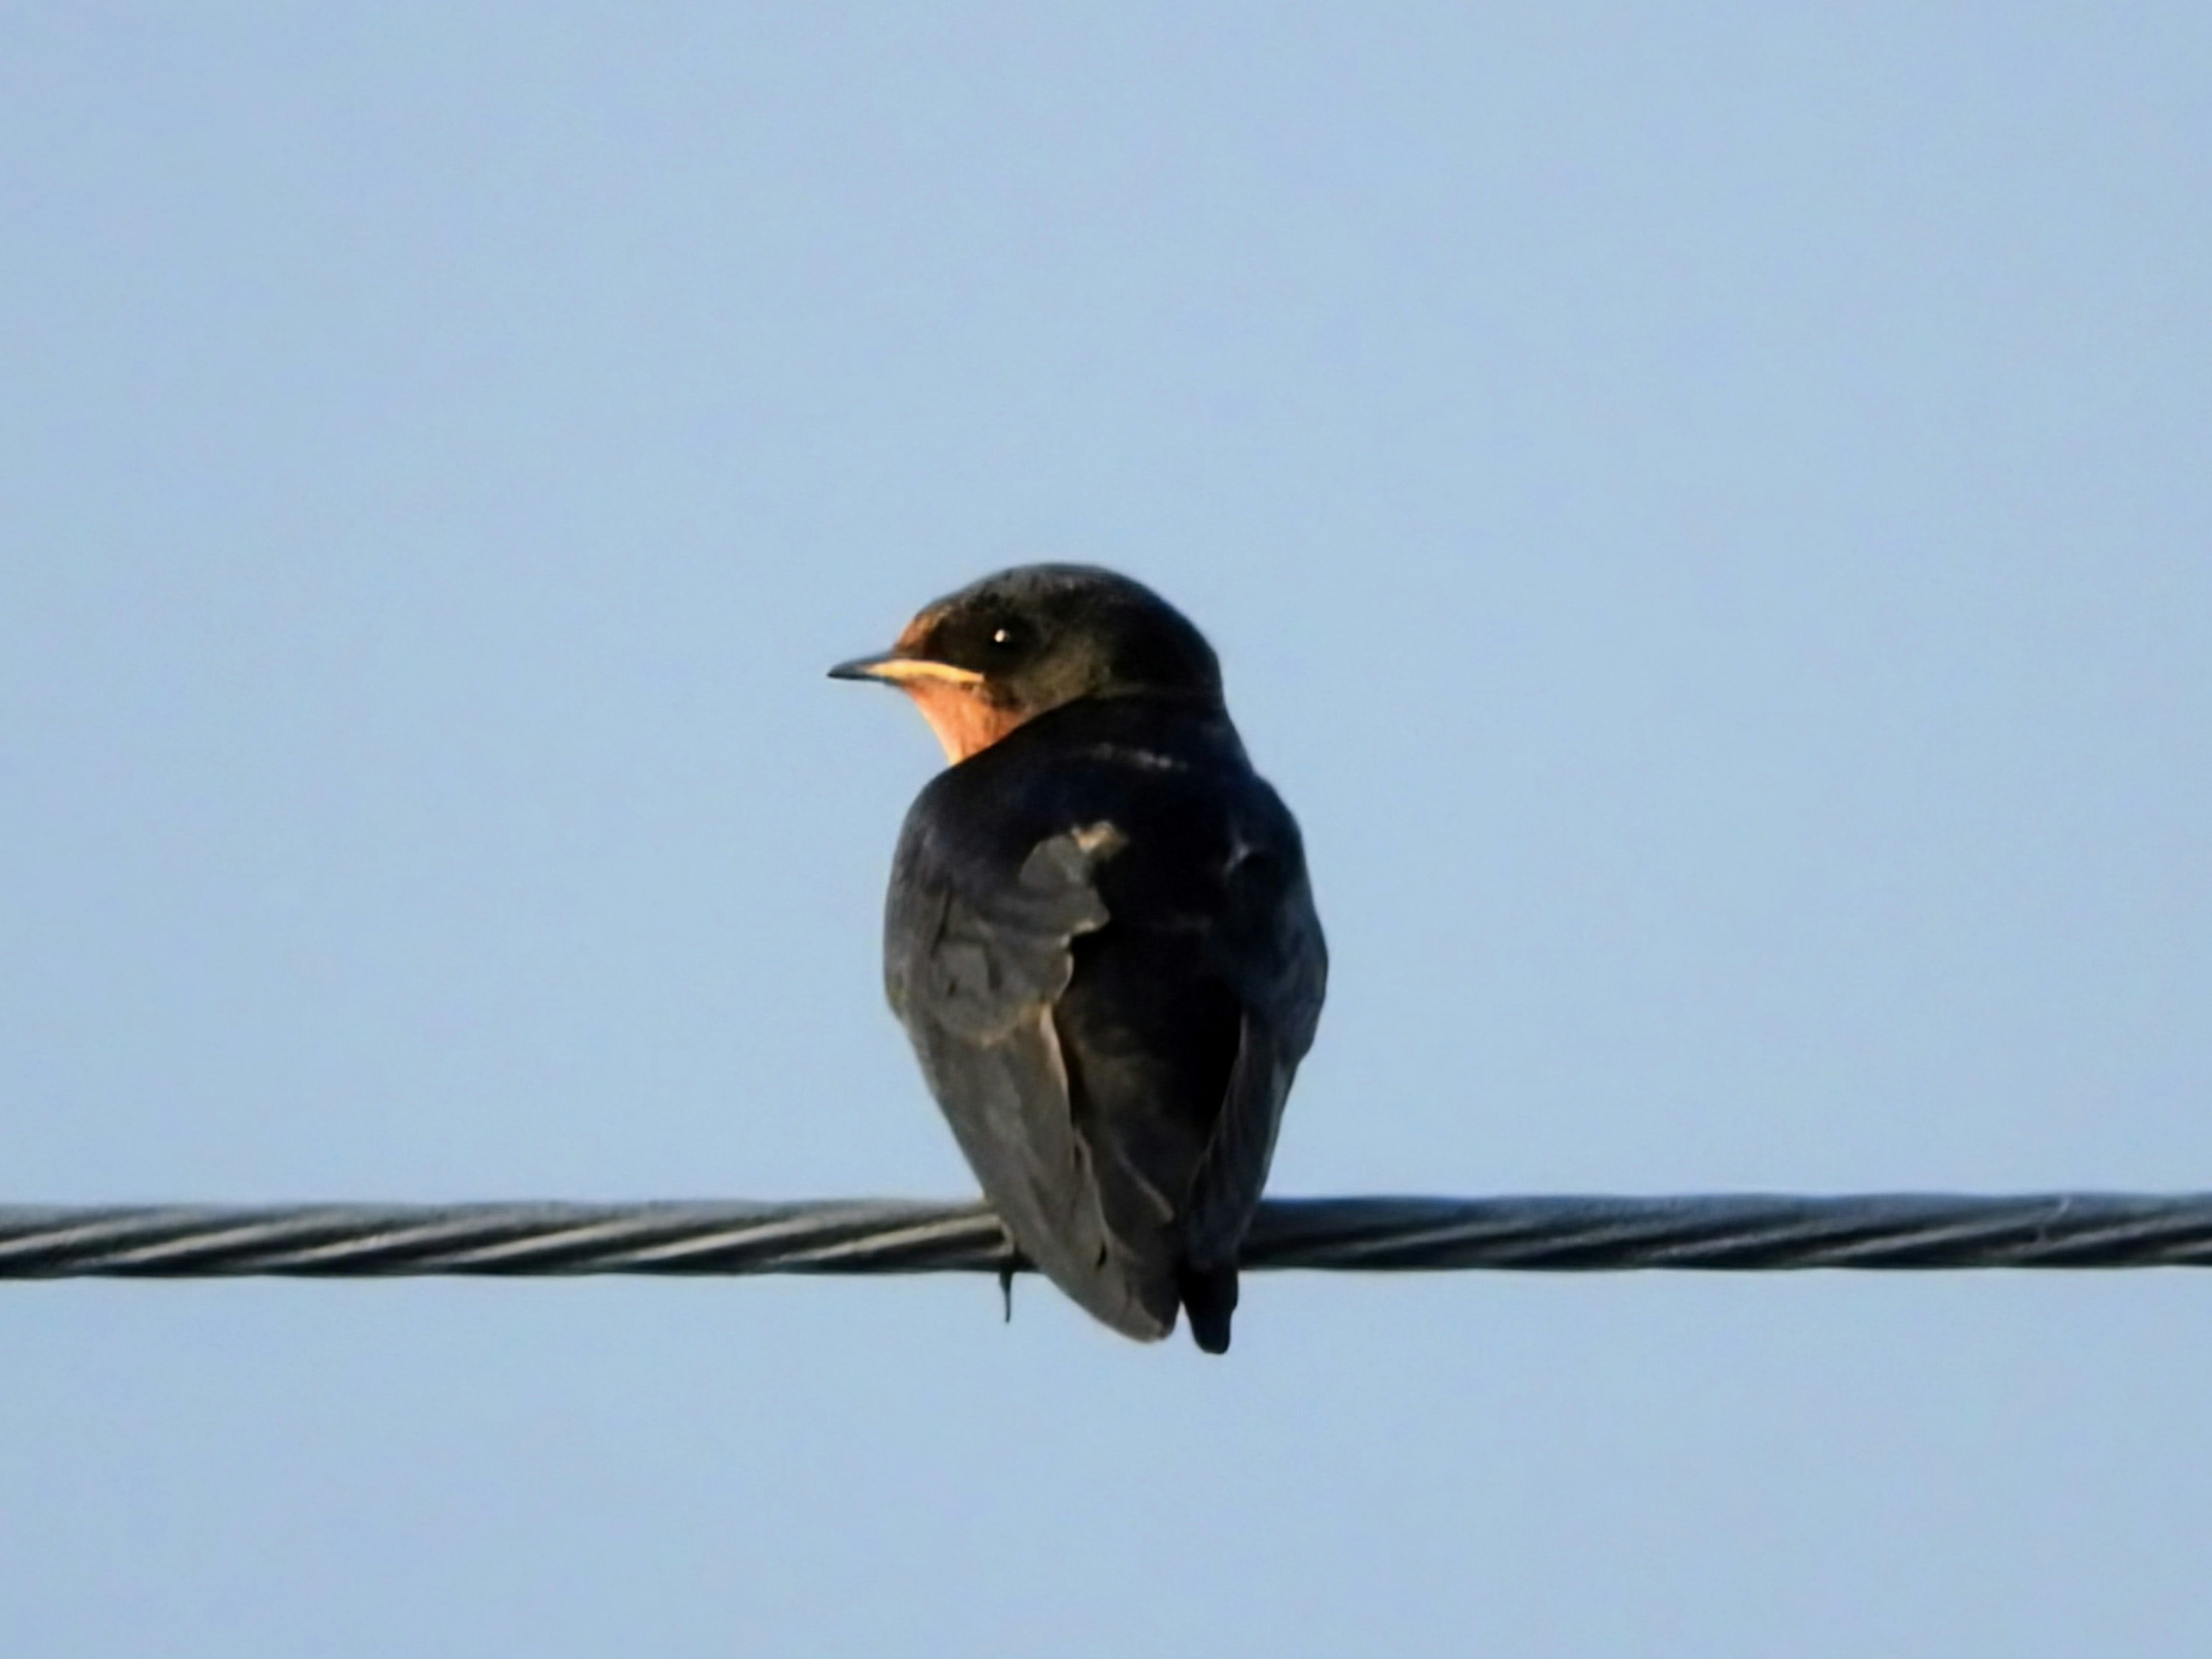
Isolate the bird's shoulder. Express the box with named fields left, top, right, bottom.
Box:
left=903, top=695, right=1282, bottom=880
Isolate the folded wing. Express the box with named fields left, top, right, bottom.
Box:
left=887, top=819, right=1180, bottom=1341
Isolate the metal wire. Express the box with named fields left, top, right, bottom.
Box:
left=1, top=1193, right=2209, bottom=1279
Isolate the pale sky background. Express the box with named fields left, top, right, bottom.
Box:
left=3, top=7, right=2209, bottom=1656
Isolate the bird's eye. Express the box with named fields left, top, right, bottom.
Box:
left=991, top=626, right=1018, bottom=647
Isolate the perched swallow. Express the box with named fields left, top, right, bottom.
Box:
left=831, top=565, right=1325, bottom=1353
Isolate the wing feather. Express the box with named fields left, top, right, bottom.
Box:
left=1181, top=854, right=1327, bottom=1267
left=888, top=817, right=1177, bottom=1340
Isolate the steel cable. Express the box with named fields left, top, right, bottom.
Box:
left=2, top=1192, right=2209, bottom=1278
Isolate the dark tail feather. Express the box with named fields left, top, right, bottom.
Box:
left=1177, top=1263, right=1238, bottom=1355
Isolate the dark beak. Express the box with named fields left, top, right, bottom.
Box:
left=827, top=652, right=900, bottom=682
left=827, top=653, right=984, bottom=687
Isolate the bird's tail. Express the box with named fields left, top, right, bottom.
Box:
left=1177, top=1262, right=1238, bottom=1355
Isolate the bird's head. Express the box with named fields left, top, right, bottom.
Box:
left=830, top=564, right=1222, bottom=764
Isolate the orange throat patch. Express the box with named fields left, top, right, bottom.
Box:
left=902, top=681, right=1027, bottom=764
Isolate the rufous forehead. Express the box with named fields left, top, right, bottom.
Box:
left=893, top=604, right=948, bottom=654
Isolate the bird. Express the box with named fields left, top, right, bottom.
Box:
left=831, top=564, right=1325, bottom=1353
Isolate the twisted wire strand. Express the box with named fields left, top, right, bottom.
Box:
left=1, top=1193, right=2209, bottom=1279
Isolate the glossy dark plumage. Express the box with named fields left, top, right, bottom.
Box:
left=832, top=566, right=1325, bottom=1353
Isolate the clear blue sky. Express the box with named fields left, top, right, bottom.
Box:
left=3, top=7, right=2209, bottom=1654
